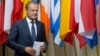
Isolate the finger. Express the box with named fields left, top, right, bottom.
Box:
left=28, top=49, right=36, bottom=55
left=29, top=52, right=35, bottom=56
left=32, top=49, right=36, bottom=54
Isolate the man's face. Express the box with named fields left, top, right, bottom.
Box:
left=26, top=3, right=39, bottom=20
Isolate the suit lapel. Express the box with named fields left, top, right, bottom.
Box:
left=23, top=19, right=33, bottom=42
left=22, top=19, right=41, bottom=41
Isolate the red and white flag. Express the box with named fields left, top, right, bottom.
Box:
left=11, top=0, right=23, bottom=25
left=0, top=0, right=8, bottom=44
left=0, top=0, right=23, bottom=44
left=4, top=0, right=13, bottom=33
left=75, top=0, right=97, bottom=48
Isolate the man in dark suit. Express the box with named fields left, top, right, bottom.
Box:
left=7, top=1, right=47, bottom=56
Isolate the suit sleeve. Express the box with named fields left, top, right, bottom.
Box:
left=6, top=22, right=25, bottom=54
left=41, top=23, right=48, bottom=52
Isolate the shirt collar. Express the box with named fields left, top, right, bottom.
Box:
left=26, top=17, right=36, bottom=23
left=26, top=17, right=32, bottom=24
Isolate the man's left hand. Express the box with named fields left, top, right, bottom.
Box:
left=40, top=45, right=46, bottom=52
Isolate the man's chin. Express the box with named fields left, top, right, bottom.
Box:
left=31, top=17, right=37, bottom=19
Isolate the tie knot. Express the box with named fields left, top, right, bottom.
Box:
left=31, top=20, right=35, bottom=24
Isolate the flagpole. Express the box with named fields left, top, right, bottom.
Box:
left=73, top=36, right=78, bottom=56
left=2, top=43, right=5, bottom=56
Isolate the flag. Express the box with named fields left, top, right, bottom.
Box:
left=4, top=0, right=13, bottom=32
left=11, top=0, right=23, bottom=25
left=50, top=0, right=62, bottom=46
left=60, top=0, right=98, bottom=48
left=3, top=0, right=23, bottom=44
left=22, top=0, right=30, bottom=17
left=76, top=0, right=98, bottom=48
left=40, top=0, right=50, bottom=40
left=95, top=0, right=99, bottom=5
left=74, top=0, right=87, bottom=48
left=60, top=0, right=86, bottom=47
left=60, top=0, right=77, bottom=46
left=0, top=0, right=7, bottom=44
left=0, top=0, right=5, bottom=36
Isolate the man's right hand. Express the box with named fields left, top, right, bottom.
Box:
left=25, top=47, right=36, bottom=56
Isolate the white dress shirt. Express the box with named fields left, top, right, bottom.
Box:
left=26, top=17, right=37, bottom=36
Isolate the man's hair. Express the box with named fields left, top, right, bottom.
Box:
left=25, top=1, right=39, bottom=10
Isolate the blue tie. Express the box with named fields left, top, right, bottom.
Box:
left=31, top=21, right=36, bottom=41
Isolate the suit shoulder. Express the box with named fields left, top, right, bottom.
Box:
left=37, top=21, right=44, bottom=25
left=15, top=19, right=24, bottom=23
left=12, top=19, right=24, bottom=26
left=37, top=20, right=43, bottom=24
left=14, top=19, right=25, bottom=23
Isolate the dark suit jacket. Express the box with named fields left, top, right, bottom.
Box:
left=7, top=18, right=47, bottom=56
